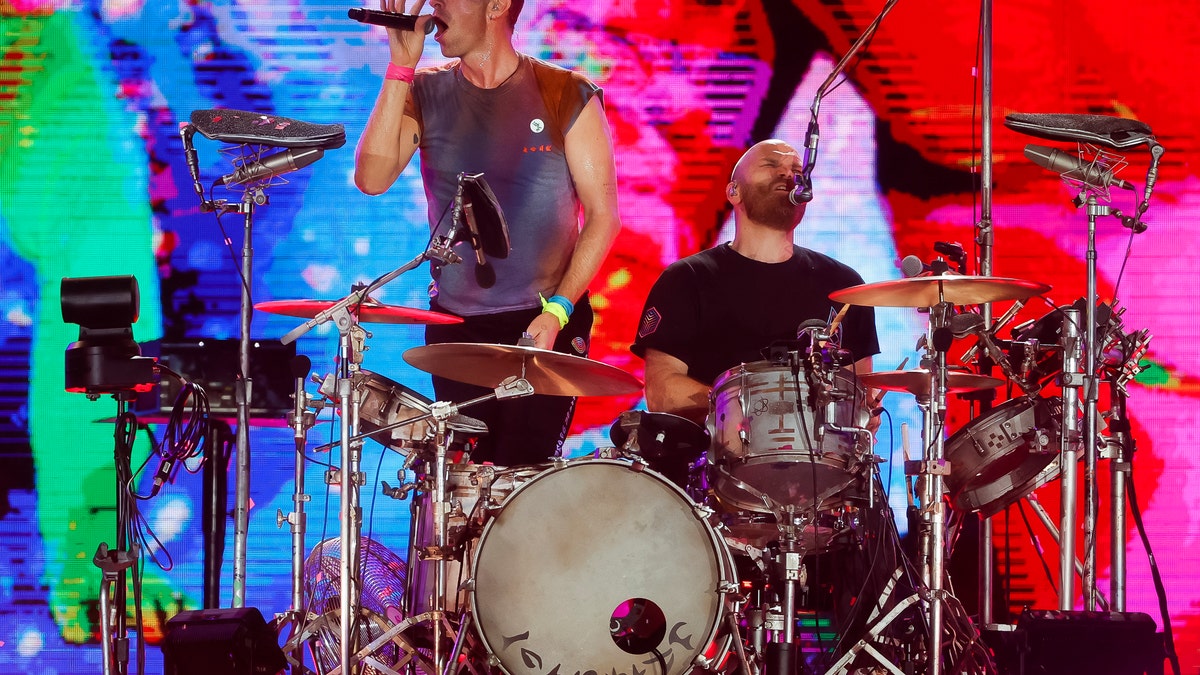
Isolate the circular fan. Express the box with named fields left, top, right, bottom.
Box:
left=301, top=537, right=411, bottom=675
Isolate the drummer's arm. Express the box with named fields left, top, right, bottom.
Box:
left=850, top=356, right=884, bottom=436
left=643, top=349, right=710, bottom=425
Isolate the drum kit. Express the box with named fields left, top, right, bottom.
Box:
left=257, top=255, right=1150, bottom=675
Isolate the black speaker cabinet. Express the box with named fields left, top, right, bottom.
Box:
left=1018, top=610, right=1164, bottom=675
left=163, top=607, right=286, bottom=675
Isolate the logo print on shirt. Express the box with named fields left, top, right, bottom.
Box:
left=530, top=118, right=545, bottom=133
left=571, top=336, right=587, bottom=354
left=638, top=308, right=662, bottom=339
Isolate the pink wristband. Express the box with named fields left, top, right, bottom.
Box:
left=385, top=63, right=415, bottom=83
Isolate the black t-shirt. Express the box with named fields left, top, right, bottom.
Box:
left=631, top=243, right=880, bottom=385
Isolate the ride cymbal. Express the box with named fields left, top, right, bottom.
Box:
left=255, top=299, right=463, bottom=325
left=404, top=343, right=642, bottom=397
left=830, top=275, right=1050, bottom=307
left=859, top=369, right=1005, bottom=397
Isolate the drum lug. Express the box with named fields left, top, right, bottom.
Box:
left=692, top=501, right=715, bottom=520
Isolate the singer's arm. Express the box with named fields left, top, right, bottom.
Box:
left=524, top=95, right=623, bottom=349
left=354, top=0, right=430, bottom=195
left=355, top=82, right=421, bottom=195
left=643, top=349, right=710, bottom=425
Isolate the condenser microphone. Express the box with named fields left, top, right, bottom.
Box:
left=1023, top=144, right=1134, bottom=191
left=219, top=147, right=324, bottom=186
left=348, top=8, right=437, bottom=34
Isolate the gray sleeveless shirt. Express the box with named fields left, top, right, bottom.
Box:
left=407, top=55, right=601, bottom=315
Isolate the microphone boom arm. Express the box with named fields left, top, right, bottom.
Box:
left=798, top=0, right=903, bottom=198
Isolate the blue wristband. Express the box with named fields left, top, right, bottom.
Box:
left=547, top=294, right=574, bottom=316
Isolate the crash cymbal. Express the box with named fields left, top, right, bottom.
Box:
left=830, top=275, right=1050, bottom=307
left=859, top=369, right=1005, bottom=397
left=255, top=299, right=463, bottom=325
left=403, top=343, right=643, bottom=397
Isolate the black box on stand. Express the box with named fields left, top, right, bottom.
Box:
left=136, top=339, right=296, bottom=420
left=1012, top=610, right=1164, bottom=675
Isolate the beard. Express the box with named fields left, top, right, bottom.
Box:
left=742, top=183, right=805, bottom=231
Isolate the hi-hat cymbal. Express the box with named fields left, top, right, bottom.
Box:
left=830, top=275, right=1050, bottom=307
left=256, top=299, right=463, bottom=325
left=403, top=343, right=643, bottom=397
left=860, top=369, right=1005, bottom=397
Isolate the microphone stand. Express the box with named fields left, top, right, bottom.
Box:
left=796, top=0, right=902, bottom=194
left=975, top=0, right=998, bottom=628
left=178, top=124, right=288, bottom=609
left=277, top=196, right=472, bottom=674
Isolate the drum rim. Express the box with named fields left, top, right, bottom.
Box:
left=467, top=457, right=737, bottom=675
left=946, top=395, right=1062, bottom=514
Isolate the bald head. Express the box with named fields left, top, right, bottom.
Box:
left=730, top=139, right=801, bottom=185
left=727, top=139, right=806, bottom=231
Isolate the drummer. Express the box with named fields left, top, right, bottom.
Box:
left=631, top=139, right=881, bottom=424
left=631, top=138, right=892, bottom=669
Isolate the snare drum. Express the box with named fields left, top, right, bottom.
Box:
left=470, top=459, right=737, bottom=675
left=945, top=396, right=1062, bottom=516
left=406, top=464, right=540, bottom=616
left=708, top=361, right=870, bottom=514
left=354, top=370, right=487, bottom=452
left=353, top=370, right=438, bottom=450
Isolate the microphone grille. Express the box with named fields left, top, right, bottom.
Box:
left=900, top=255, right=926, bottom=278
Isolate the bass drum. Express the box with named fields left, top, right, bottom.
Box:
left=470, top=459, right=736, bottom=675
left=406, top=464, right=541, bottom=616
left=945, top=396, right=1063, bottom=516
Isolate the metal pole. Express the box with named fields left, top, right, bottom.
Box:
left=232, top=195, right=256, bottom=608
left=1110, top=383, right=1129, bottom=610
left=927, top=346, right=948, bottom=675
left=338, top=336, right=360, bottom=674
left=1082, top=198, right=1103, bottom=611
left=976, top=0, right=997, bottom=626
left=1058, top=306, right=1082, bottom=609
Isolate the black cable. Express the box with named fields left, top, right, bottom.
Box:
left=1014, top=499, right=1057, bottom=596
left=1127, top=472, right=1181, bottom=675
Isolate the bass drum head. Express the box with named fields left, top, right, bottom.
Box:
left=470, top=460, right=732, bottom=675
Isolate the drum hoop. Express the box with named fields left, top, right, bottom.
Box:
left=468, top=458, right=737, bottom=675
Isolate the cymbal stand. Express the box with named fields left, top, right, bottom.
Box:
left=911, top=298, right=954, bottom=675
left=276, top=197, right=476, bottom=674
left=278, top=357, right=321, bottom=672
left=355, top=382, right=534, bottom=675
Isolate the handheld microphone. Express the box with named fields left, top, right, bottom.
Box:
left=1023, top=144, right=1134, bottom=191
left=348, top=8, right=436, bottom=34
left=900, top=255, right=956, bottom=278
left=219, top=147, right=324, bottom=186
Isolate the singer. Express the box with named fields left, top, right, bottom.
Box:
left=353, top=0, right=622, bottom=467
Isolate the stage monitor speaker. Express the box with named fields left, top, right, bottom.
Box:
left=1019, top=609, right=1164, bottom=675
left=163, top=607, right=286, bottom=675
